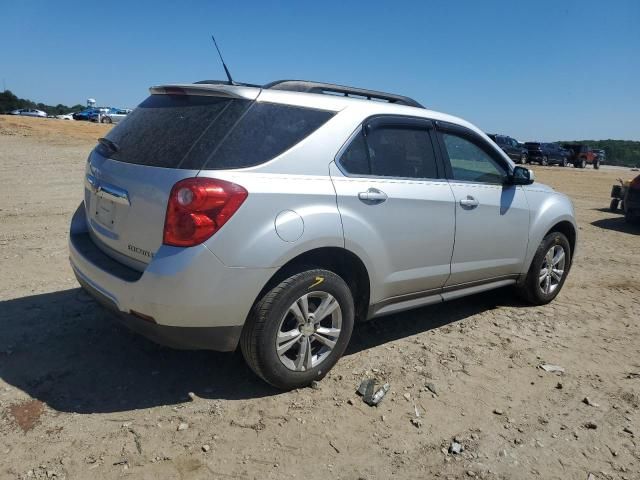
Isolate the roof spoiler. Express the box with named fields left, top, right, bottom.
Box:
left=149, top=83, right=260, bottom=100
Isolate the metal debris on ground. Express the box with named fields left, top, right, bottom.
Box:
left=356, top=378, right=390, bottom=406
left=356, top=379, right=375, bottom=398
left=539, top=364, right=565, bottom=374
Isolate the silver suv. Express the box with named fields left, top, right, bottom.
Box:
left=69, top=80, right=577, bottom=389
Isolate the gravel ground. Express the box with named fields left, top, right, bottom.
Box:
left=1, top=117, right=639, bottom=480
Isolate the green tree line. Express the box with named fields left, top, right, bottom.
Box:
left=558, top=140, right=640, bottom=168
left=0, top=89, right=84, bottom=116
left=2, top=89, right=639, bottom=167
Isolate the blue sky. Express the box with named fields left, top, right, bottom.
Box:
left=2, top=0, right=639, bottom=140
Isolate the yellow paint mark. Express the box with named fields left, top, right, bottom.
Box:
left=309, top=276, right=324, bottom=289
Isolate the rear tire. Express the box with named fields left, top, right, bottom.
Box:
left=594, top=160, right=600, bottom=170
left=561, top=157, right=567, bottom=167
left=520, top=154, right=527, bottom=165
left=580, top=159, right=586, bottom=168
left=516, top=232, right=571, bottom=305
left=541, top=156, right=548, bottom=166
left=240, top=269, right=354, bottom=390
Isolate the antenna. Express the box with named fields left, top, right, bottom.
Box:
left=211, top=35, right=235, bottom=85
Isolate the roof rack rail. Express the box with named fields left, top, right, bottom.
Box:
left=263, top=80, right=425, bottom=109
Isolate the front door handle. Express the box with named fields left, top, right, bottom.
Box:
left=358, top=188, right=388, bottom=205
left=459, top=195, right=479, bottom=209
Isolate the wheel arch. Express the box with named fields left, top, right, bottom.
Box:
left=545, top=220, right=576, bottom=260
left=252, top=247, right=371, bottom=322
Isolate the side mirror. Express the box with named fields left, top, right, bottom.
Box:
left=508, top=166, right=535, bottom=185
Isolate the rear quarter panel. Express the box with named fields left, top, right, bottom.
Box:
left=198, top=171, right=344, bottom=269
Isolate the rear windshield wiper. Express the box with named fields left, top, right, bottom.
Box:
left=97, top=137, right=120, bottom=155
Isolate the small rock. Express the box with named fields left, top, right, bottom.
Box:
left=425, top=383, right=437, bottom=396
left=310, top=381, right=321, bottom=390
left=466, top=471, right=476, bottom=477
left=202, top=444, right=210, bottom=452
left=347, top=399, right=355, bottom=406
left=622, top=426, right=633, bottom=435
left=583, top=397, right=600, bottom=408
left=539, top=364, right=565, bottom=374
left=493, top=408, right=504, bottom=415
left=177, top=422, right=189, bottom=431
left=448, top=441, right=463, bottom=454
left=403, top=393, right=411, bottom=401
left=556, top=382, right=563, bottom=389
left=410, top=418, right=422, bottom=428
left=584, top=421, right=598, bottom=430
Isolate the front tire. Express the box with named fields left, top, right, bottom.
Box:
left=541, top=156, right=548, bottom=166
left=521, top=154, right=528, bottom=164
left=561, top=157, right=567, bottom=167
left=609, top=198, right=619, bottom=212
left=240, top=269, right=354, bottom=390
left=516, top=232, right=571, bottom=305
left=594, top=160, right=600, bottom=170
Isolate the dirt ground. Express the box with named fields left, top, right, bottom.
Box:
left=1, top=116, right=638, bottom=480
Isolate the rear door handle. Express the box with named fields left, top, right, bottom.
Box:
left=358, top=188, right=388, bottom=205
left=459, top=196, right=479, bottom=209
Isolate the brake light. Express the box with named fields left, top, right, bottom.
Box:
left=163, top=178, right=248, bottom=247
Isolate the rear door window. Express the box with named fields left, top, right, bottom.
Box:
left=367, top=126, right=439, bottom=178
left=339, top=120, right=440, bottom=179
left=99, top=95, right=334, bottom=170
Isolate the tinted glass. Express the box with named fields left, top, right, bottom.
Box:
left=442, top=133, right=506, bottom=184
left=101, top=95, right=246, bottom=168
left=367, top=126, right=438, bottom=178
left=202, top=102, right=334, bottom=170
left=100, top=95, right=334, bottom=170
left=339, top=131, right=370, bottom=175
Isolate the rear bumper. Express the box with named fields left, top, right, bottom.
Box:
left=68, top=203, right=276, bottom=351
left=74, top=272, right=242, bottom=350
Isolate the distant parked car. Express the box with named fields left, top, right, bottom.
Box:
left=74, top=108, right=108, bottom=121
left=593, top=149, right=606, bottom=164
left=487, top=134, right=528, bottom=164
left=90, top=107, right=131, bottom=124
left=561, top=143, right=599, bottom=169
left=524, top=142, right=569, bottom=167
left=10, top=108, right=47, bottom=118
left=56, top=113, right=74, bottom=120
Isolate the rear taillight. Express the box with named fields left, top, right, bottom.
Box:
left=163, top=178, right=248, bottom=247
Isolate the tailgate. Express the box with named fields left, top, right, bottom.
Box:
left=84, top=84, right=260, bottom=270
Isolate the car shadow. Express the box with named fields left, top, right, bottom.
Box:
left=0, top=287, right=519, bottom=414
left=591, top=217, right=640, bottom=235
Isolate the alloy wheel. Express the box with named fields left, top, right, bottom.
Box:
left=539, top=245, right=566, bottom=295
left=275, top=292, right=342, bottom=371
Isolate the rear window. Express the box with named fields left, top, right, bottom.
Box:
left=99, top=94, right=334, bottom=170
